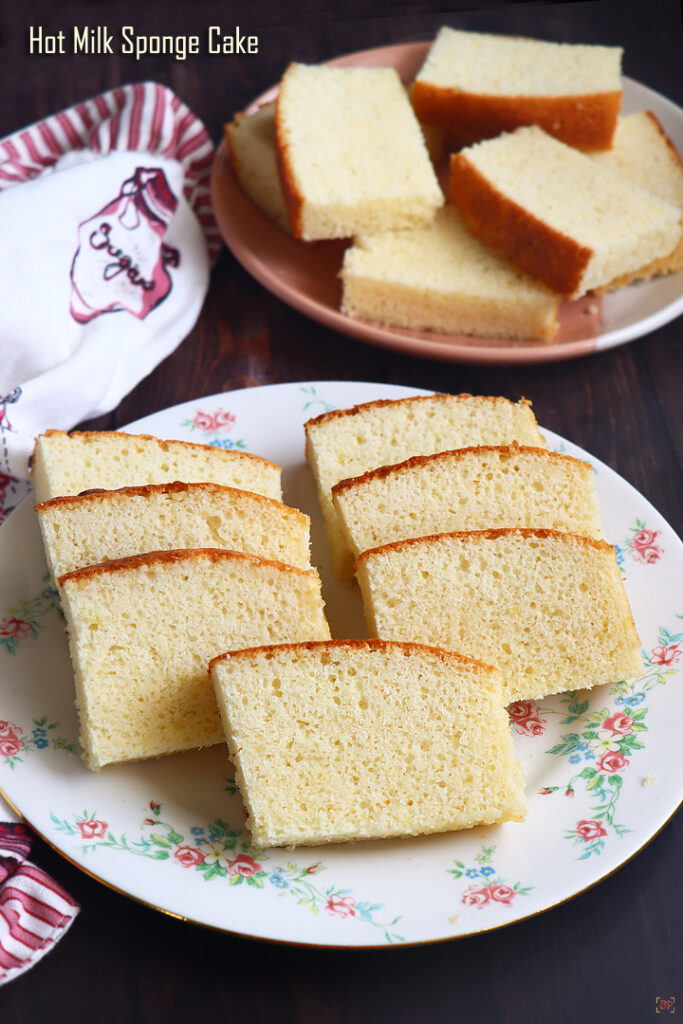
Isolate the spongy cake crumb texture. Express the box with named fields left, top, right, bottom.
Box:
left=413, top=27, right=622, bottom=148
left=31, top=430, right=282, bottom=503
left=36, top=482, right=311, bottom=579
left=416, top=27, right=622, bottom=97
left=449, top=126, right=682, bottom=298
left=59, top=549, right=330, bottom=771
left=340, top=207, right=559, bottom=340
left=276, top=64, right=443, bottom=240
left=333, top=445, right=604, bottom=560
left=590, top=112, right=683, bottom=288
left=305, top=394, right=546, bottom=580
left=210, top=640, right=526, bottom=848
left=356, top=529, right=642, bottom=703
left=225, top=104, right=292, bottom=232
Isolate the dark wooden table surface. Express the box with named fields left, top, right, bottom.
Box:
left=2, top=0, right=682, bottom=1020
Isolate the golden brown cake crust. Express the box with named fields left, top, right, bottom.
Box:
left=208, top=637, right=499, bottom=675
left=644, top=110, right=683, bottom=173
left=355, top=526, right=615, bottom=570
left=413, top=82, right=621, bottom=150
left=32, top=429, right=280, bottom=473
left=304, top=393, right=532, bottom=431
left=332, top=442, right=587, bottom=496
left=594, top=232, right=683, bottom=292
left=34, top=480, right=308, bottom=524
left=58, top=547, right=317, bottom=589
left=274, top=71, right=304, bottom=238
left=449, top=154, right=592, bottom=297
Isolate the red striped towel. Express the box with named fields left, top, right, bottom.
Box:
left=0, top=822, right=79, bottom=984
left=0, top=80, right=221, bottom=265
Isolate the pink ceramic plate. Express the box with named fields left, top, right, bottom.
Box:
left=210, top=43, right=683, bottom=365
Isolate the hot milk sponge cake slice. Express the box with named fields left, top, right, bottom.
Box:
left=32, top=429, right=283, bottom=503
left=340, top=207, right=559, bottom=341
left=36, top=481, right=311, bottom=579
left=209, top=640, right=525, bottom=849
left=448, top=126, right=682, bottom=299
left=59, top=549, right=331, bottom=771
left=225, top=103, right=292, bottom=234
left=356, top=529, right=643, bottom=704
left=413, top=26, right=623, bottom=149
left=589, top=111, right=683, bottom=289
left=275, top=63, right=442, bottom=240
left=332, top=444, right=604, bottom=562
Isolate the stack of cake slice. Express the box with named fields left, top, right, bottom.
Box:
left=33, top=429, right=330, bottom=771
left=306, top=392, right=642, bottom=707
left=304, top=392, right=546, bottom=581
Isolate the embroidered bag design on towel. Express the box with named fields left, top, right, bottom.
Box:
left=71, top=166, right=181, bottom=323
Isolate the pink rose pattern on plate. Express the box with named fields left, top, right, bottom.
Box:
left=449, top=845, right=533, bottom=909
left=618, top=519, right=664, bottom=567
left=507, top=700, right=548, bottom=737
left=50, top=800, right=404, bottom=943
left=0, top=715, right=77, bottom=768
left=0, top=575, right=59, bottom=656
left=540, top=621, right=682, bottom=858
left=179, top=406, right=248, bottom=452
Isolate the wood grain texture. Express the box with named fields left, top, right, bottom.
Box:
left=1, top=0, right=682, bottom=1019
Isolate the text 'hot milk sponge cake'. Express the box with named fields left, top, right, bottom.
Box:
left=36, top=481, right=311, bottom=579
left=32, top=429, right=282, bottom=503
left=305, top=393, right=546, bottom=582
left=356, top=528, right=642, bottom=704
left=59, top=548, right=330, bottom=771
left=210, top=639, right=526, bottom=849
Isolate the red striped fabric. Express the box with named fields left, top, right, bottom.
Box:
left=0, top=81, right=221, bottom=265
left=0, top=823, right=79, bottom=985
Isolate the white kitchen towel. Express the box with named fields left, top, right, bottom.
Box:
left=0, top=82, right=221, bottom=517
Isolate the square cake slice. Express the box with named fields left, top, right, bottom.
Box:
left=413, top=26, right=622, bottom=149
left=590, top=111, right=683, bottom=289
left=275, top=63, right=442, bottom=240
left=356, top=528, right=643, bottom=703
left=225, top=103, right=292, bottom=233
left=36, top=481, right=311, bottom=579
left=210, top=639, right=525, bottom=848
left=59, top=549, right=330, bottom=770
left=448, top=126, right=682, bottom=299
left=340, top=206, right=559, bottom=340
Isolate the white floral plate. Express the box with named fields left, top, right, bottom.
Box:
left=0, top=381, right=681, bottom=947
